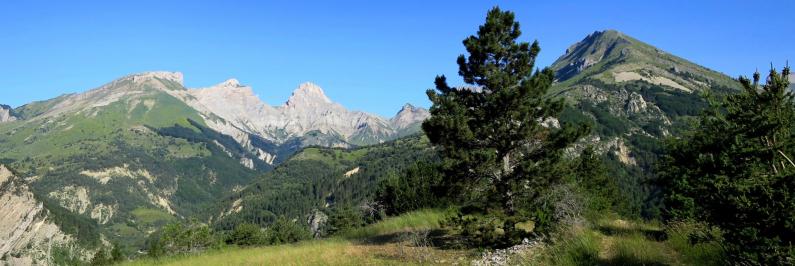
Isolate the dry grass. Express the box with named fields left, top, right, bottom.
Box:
left=122, top=209, right=474, bottom=266
left=122, top=211, right=723, bottom=266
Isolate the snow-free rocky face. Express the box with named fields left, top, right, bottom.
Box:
left=182, top=77, right=430, bottom=148
left=0, top=104, right=17, bottom=123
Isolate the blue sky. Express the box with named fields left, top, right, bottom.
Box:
left=1, top=0, right=793, bottom=116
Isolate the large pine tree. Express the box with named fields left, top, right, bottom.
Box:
left=660, top=67, right=795, bottom=264
left=422, top=7, right=587, bottom=231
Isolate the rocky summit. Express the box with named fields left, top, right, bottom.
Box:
left=551, top=30, right=738, bottom=92
left=183, top=79, right=428, bottom=149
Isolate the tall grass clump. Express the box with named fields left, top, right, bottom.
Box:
left=664, top=221, right=725, bottom=266
left=608, top=233, right=670, bottom=265
left=542, top=230, right=601, bottom=266
left=342, top=209, right=447, bottom=239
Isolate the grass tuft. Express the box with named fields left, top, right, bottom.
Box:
left=342, top=209, right=447, bottom=240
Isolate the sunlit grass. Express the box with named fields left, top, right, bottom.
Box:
left=121, top=209, right=453, bottom=266
left=342, top=209, right=447, bottom=239
left=121, top=239, right=398, bottom=266
left=122, top=210, right=726, bottom=266
left=664, top=221, right=725, bottom=266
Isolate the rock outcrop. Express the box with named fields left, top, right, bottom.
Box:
left=0, top=104, right=17, bottom=123
left=0, top=165, right=87, bottom=266
left=306, top=210, right=329, bottom=238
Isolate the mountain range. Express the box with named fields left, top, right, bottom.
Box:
left=0, top=29, right=746, bottom=264
left=0, top=72, right=429, bottom=263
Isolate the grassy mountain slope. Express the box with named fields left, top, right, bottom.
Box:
left=551, top=30, right=738, bottom=92
left=0, top=73, right=269, bottom=252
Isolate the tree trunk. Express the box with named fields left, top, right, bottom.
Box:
left=500, top=153, right=515, bottom=215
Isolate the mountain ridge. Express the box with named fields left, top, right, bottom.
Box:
left=551, top=29, right=739, bottom=93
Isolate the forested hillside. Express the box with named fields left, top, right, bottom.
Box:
left=213, top=135, right=434, bottom=231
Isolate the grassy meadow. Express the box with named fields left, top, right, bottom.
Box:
left=122, top=209, right=725, bottom=266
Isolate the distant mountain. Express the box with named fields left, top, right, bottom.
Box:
left=0, top=72, right=267, bottom=251
left=0, top=104, right=17, bottom=123
left=552, top=30, right=739, bottom=91
left=552, top=30, right=740, bottom=140
left=0, top=72, right=429, bottom=255
left=550, top=30, right=741, bottom=215
left=181, top=80, right=429, bottom=151
left=390, top=104, right=431, bottom=138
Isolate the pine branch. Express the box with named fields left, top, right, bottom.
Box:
left=777, top=150, right=795, bottom=168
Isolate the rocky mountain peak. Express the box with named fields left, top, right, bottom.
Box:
left=286, top=82, right=332, bottom=107
left=400, top=103, right=417, bottom=111
left=191, top=78, right=260, bottom=98
left=128, top=71, right=184, bottom=86
left=221, top=78, right=241, bottom=87
left=0, top=105, right=17, bottom=123
left=199, top=78, right=254, bottom=95
left=553, top=30, right=633, bottom=82
left=391, top=103, right=430, bottom=130
left=551, top=30, right=739, bottom=94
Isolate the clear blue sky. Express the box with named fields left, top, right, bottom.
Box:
left=1, top=0, right=792, bottom=117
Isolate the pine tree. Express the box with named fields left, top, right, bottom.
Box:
left=423, top=7, right=587, bottom=233
left=575, top=147, right=619, bottom=212
left=660, top=66, right=795, bottom=264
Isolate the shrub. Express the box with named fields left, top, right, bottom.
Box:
left=146, top=219, right=220, bottom=256
left=226, top=223, right=268, bottom=246
left=264, top=216, right=311, bottom=244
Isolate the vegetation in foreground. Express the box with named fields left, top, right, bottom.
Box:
left=122, top=209, right=474, bottom=266
left=121, top=209, right=726, bottom=266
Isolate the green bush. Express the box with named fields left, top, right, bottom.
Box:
left=442, top=212, right=529, bottom=248
left=226, top=223, right=268, bottom=246
left=90, top=243, right=124, bottom=266
left=264, top=216, right=311, bottom=245
left=146, top=219, right=220, bottom=256
left=324, top=205, right=366, bottom=236
left=375, top=162, right=443, bottom=216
